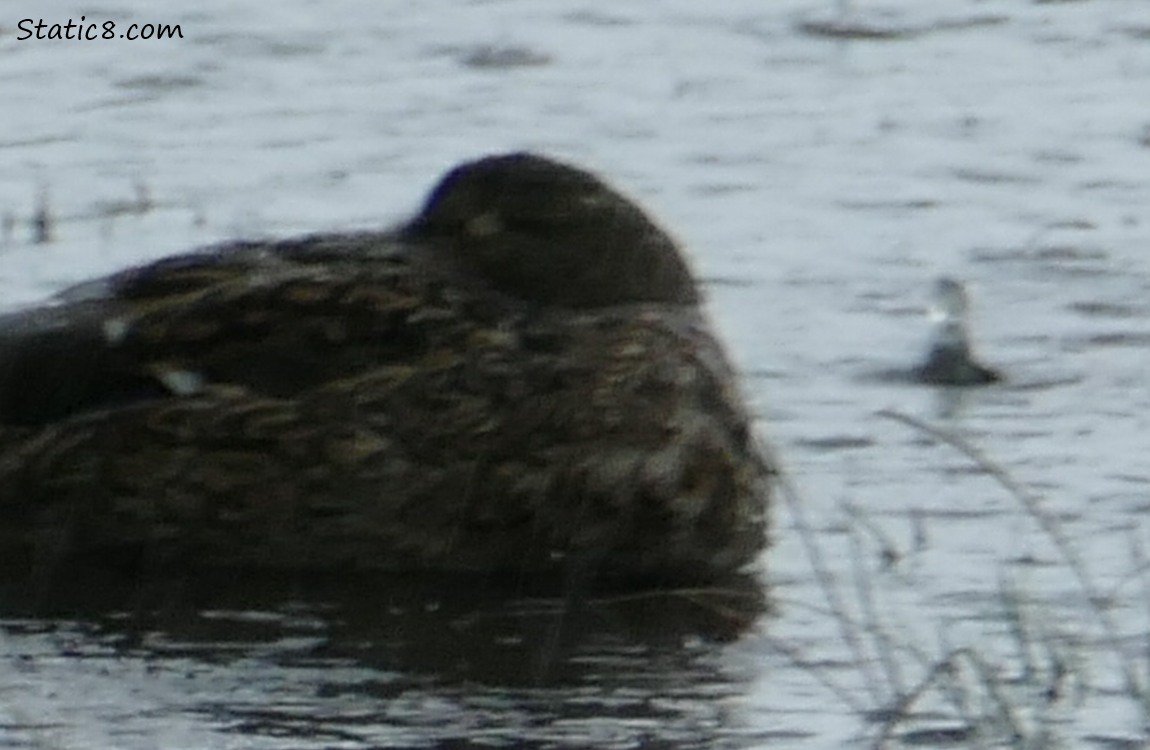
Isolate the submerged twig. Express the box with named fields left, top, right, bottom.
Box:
left=776, top=461, right=886, bottom=706
left=877, top=408, right=1145, bottom=704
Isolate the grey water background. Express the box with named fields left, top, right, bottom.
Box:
left=3, top=0, right=1150, bottom=747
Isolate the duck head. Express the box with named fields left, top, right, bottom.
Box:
left=401, top=153, right=701, bottom=309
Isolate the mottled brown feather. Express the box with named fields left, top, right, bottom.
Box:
left=0, top=153, right=771, bottom=588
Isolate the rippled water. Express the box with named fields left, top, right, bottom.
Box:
left=3, top=0, right=1150, bottom=747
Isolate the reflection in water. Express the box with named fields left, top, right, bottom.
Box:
left=0, top=566, right=768, bottom=748
left=930, top=386, right=974, bottom=420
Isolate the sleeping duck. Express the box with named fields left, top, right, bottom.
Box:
left=0, top=153, right=771, bottom=588
left=915, top=277, right=1002, bottom=386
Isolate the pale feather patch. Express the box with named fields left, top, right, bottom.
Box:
left=155, top=368, right=205, bottom=396
left=465, top=211, right=502, bottom=238
left=102, top=317, right=131, bottom=344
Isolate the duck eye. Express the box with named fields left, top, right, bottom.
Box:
left=464, top=211, right=502, bottom=239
